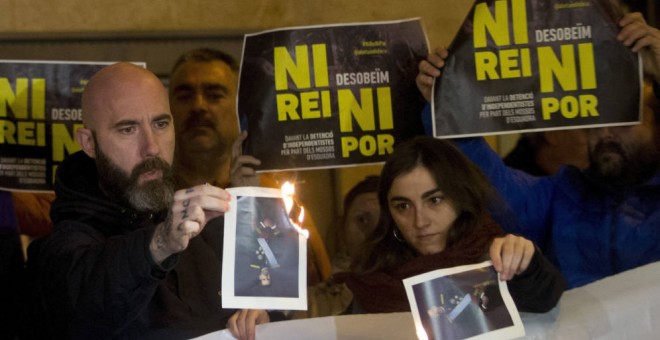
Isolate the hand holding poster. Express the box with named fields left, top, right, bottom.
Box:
left=433, top=0, right=641, bottom=138
left=237, top=19, right=428, bottom=172
left=403, top=261, right=524, bottom=340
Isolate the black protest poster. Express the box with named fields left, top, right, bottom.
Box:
left=434, top=0, right=640, bottom=138
left=238, top=19, right=428, bottom=172
left=0, top=61, right=114, bottom=192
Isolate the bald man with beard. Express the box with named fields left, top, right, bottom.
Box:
left=24, top=63, right=271, bottom=340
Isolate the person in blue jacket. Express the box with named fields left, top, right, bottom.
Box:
left=415, top=12, right=660, bottom=289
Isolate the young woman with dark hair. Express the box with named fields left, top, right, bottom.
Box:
left=345, top=136, right=566, bottom=314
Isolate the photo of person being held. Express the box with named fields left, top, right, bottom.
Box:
left=233, top=195, right=300, bottom=299
left=345, top=136, right=566, bottom=314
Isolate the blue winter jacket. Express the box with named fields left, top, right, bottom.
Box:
left=452, top=137, right=660, bottom=288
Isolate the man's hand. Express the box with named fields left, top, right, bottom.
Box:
left=618, top=12, right=660, bottom=82
left=416, top=47, right=449, bottom=102
left=227, top=309, right=270, bottom=340
left=230, top=131, right=262, bottom=187
left=489, top=234, right=535, bottom=281
left=149, top=184, right=230, bottom=263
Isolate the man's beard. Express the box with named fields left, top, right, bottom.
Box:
left=95, top=143, right=175, bottom=213
left=588, top=139, right=659, bottom=186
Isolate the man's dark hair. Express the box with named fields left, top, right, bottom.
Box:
left=170, top=48, right=239, bottom=75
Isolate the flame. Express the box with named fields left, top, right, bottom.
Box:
left=282, top=181, right=295, bottom=214
left=281, top=181, right=309, bottom=239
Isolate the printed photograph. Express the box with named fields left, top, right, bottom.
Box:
left=222, top=187, right=307, bottom=310
left=233, top=195, right=300, bottom=298
left=404, top=261, right=524, bottom=340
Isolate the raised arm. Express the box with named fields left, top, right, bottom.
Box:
left=416, top=47, right=449, bottom=102
left=229, top=131, right=262, bottom=187
left=618, top=12, right=660, bottom=82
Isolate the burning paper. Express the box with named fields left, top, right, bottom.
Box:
left=222, top=186, right=308, bottom=310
